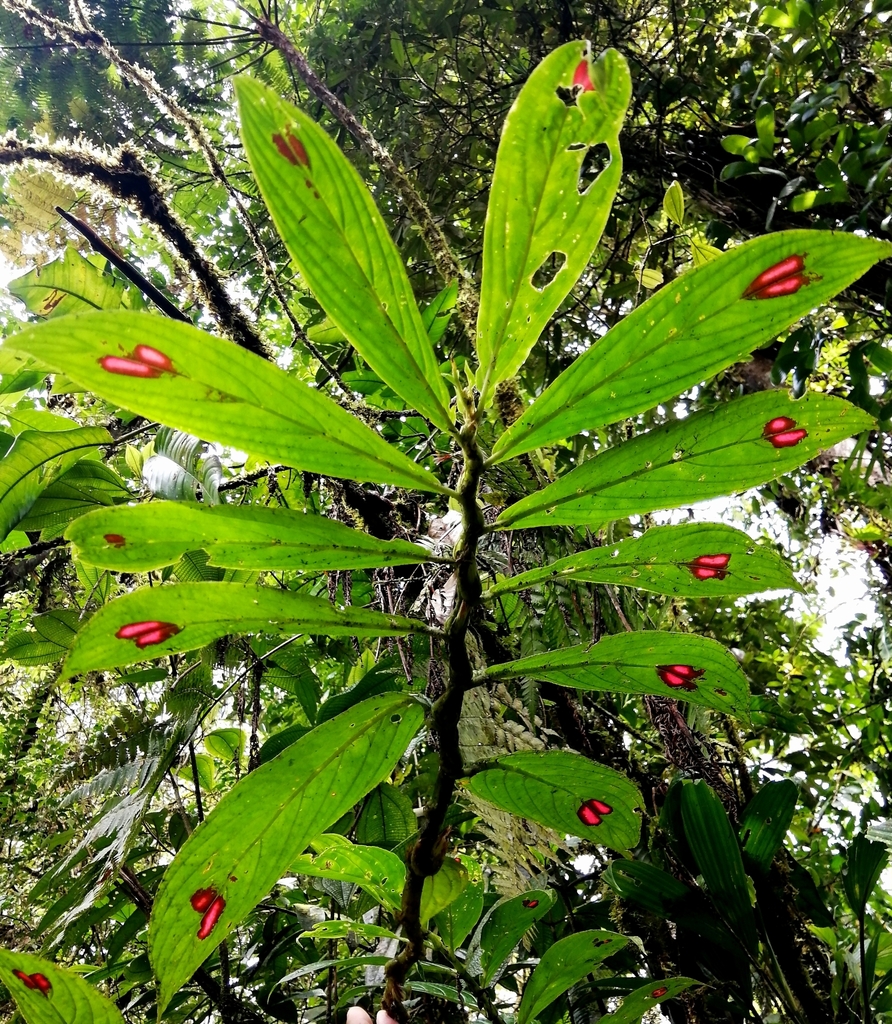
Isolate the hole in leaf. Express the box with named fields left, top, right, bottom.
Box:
left=531, top=251, right=567, bottom=291
left=390, top=713, right=401, bottom=724
left=577, top=143, right=611, bottom=194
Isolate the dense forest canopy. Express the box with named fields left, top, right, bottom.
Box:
left=1, top=1, right=892, bottom=1023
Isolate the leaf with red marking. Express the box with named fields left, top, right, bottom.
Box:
left=235, top=77, right=453, bottom=433
left=486, top=522, right=801, bottom=599
left=516, top=930, right=629, bottom=1024
left=465, top=751, right=642, bottom=849
left=60, top=581, right=432, bottom=676
left=466, top=889, right=556, bottom=986
left=67, top=501, right=436, bottom=573
left=491, top=230, right=890, bottom=464
left=485, top=631, right=750, bottom=719
left=0, top=947, right=125, bottom=1024
left=149, top=694, right=424, bottom=1013
left=597, top=977, right=699, bottom=1023
left=475, top=43, right=631, bottom=405
left=3, top=312, right=449, bottom=495
left=496, top=391, right=873, bottom=530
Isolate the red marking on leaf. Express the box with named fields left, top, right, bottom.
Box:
left=572, top=59, right=595, bottom=92
left=763, top=417, right=808, bottom=448
left=287, top=131, right=310, bottom=168
left=133, top=345, right=174, bottom=372
left=99, top=355, right=163, bottom=378
left=686, top=552, right=731, bottom=581
left=190, top=887, right=218, bottom=913
left=229, top=875, right=238, bottom=882
left=104, top=534, right=126, bottom=548
left=715, top=688, right=727, bottom=696
left=522, top=899, right=540, bottom=908
left=743, top=254, right=810, bottom=299
left=657, top=664, right=704, bottom=692
left=577, top=798, right=613, bottom=826
left=197, top=894, right=226, bottom=940
left=13, top=971, right=51, bottom=996
left=650, top=987, right=668, bottom=998
left=116, top=620, right=181, bottom=647
left=272, top=132, right=298, bottom=164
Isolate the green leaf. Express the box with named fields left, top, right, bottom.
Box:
left=292, top=834, right=406, bottom=911
left=755, top=101, right=776, bottom=156
left=490, top=231, right=890, bottom=463
left=204, top=728, right=244, bottom=762
left=434, top=867, right=484, bottom=951
left=421, top=282, right=458, bottom=345
left=485, top=632, right=751, bottom=720
left=663, top=180, right=685, bottom=226
left=843, top=835, right=889, bottom=921
left=8, top=245, right=142, bottom=318
left=2, top=609, right=81, bottom=665
left=144, top=426, right=222, bottom=505
left=355, top=782, right=417, bottom=846
left=0, top=948, right=124, bottom=1024
left=420, top=857, right=469, bottom=924
left=148, top=693, right=424, bottom=1013
left=475, top=44, right=631, bottom=404
left=486, top=522, right=800, bottom=599
left=66, top=501, right=436, bottom=572
left=496, top=391, right=874, bottom=530
left=597, top=977, right=699, bottom=1023
left=465, top=750, right=642, bottom=850
left=739, top=780, right=798, bottom=875
left=235, top=77, right=453, bottom=433
left=517, top=930, right=629, bottom=1024
left=18, top=461, right=129, bottom=534
left=467, top=889, right=556, bottom=986
left=60, top=581, right=432, bottom=676
left=691, top=238, right=723, bottom=266
left=4, top=312, right=450, bottom=494
left=681, top=780, right=759, bottom=954
left=0, top=425, right=110, bottom=541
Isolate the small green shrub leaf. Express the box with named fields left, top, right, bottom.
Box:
left=0, top=947, right=124, bottom=1024
left=466, top=750, right=641, bottom=849
left=149, top=694, right=424, bottom=1013
left=486, top=522, right=800, bottom=598
left=597, top=977, right=699, bottom=1023
left=467, top=889, right=555, bottom=986
left=496, top=391, right=873, bottom=530
left=292, top=834, right=406, bottom=912
left=486, top=632, right=751, bottom=719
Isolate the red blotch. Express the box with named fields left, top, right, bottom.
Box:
left=763, top=417, right=808, bottom=449
left=686, top=552, right=731, bottom=581
left=133, top=345, right=174, bottom=372
left=99, top=355, right=162, bottom=378
left=577, top=798, right=613, bottom=827
left=272, top=132, right=298, bottom=165
left=197, top=894, right=226, bottom=940
left=104, top=534, right=126, bottom=548
left=715, top=688, right=727, bottom=696
left=287, top=131, right=310, bottom=168
left=190, top=887, right=218, bottom=913
left=115, top=620, right=181, bottom=647
left=522, top=898, right=540, bottom=908
left=651, top=987, right=668, bottom=998
left=13, top=971, right=51, bottom=997
left=743, top=254, right=811, bottom=300
left=657, top=664, right=704, bottom=692
left=572, top=59, right=595, bottom=92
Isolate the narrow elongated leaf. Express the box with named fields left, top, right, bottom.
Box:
left=467, top=889, right=556, bottom=986
left=486, top=632, right=750, bottom=719
left=681, top=780, right=759, bottom=954
left=465, top=750, right=642, bottom=850
left=0, top=425, right=110, bottom=540
left=843, top=835, right=889, bottom=921
left=0, top=948, right=125, bottom=1024
left=149, top=694, right=424, bottom=1012
left=235, top=77, right=452, bottom=433
left=475, top=44, right=631, bottom=404
left=597, top=977, right=699, bottom=1023
left=496, top=391, right=873, bottom=530
left=291, top=834, right=406, bottom=911
left=61, top=581, right=432, bottom=676
left=491, top=230, right=892, bottom=463
left=4, top=313, right=449, bottom=494
left=8, top=245, right=145, bottom=318
left=67, top=502, right=436, bottom=572
left=739, top=780, right=798, bottom=875
left=486, top=522, right=800, bottom=599
left=517, top=930, right=628, bottom=1024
